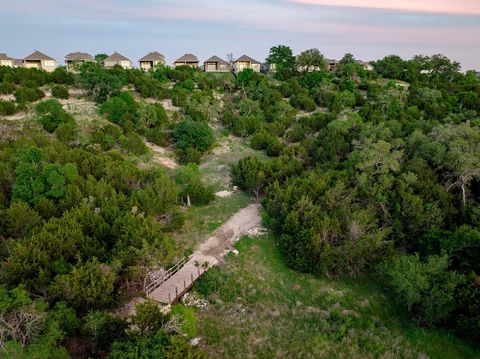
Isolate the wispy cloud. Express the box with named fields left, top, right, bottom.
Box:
left=287, top=0, right=480, bottom=15
left=0, top=0, right=479, bottom=69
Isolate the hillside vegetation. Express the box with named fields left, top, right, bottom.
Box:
left=0, top=48, right=479, bottom=358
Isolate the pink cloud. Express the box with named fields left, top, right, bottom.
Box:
left=287, top=0, right=480, bottom=14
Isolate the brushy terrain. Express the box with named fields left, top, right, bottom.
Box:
left=193, top=235, right=480, bottom=359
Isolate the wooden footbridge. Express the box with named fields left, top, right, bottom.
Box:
left=146, top=203, right=261, bottom=304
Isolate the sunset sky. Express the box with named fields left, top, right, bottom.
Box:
left=1, top=0, right=479, bottom=69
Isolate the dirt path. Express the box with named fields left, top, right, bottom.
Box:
left=148, top=203, right=262, bottom=304
left=144, top=141, right=179, bottom=170
left=117, top=203, right=261, bottom=316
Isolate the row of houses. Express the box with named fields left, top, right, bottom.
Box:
left=0, top=50, right=262, bottom=73
left=0, top=50, right=372, bottom=73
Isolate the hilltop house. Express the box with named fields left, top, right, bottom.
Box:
left=261, top=62, right=276, bottom=73
left=139, top=51, right=165, bottom=71
left=103, top=52, right=133, bottom=69
left=234, top=55, right=261, bottom=72
left=356, top=60, right=374, bottom=71
left=174, top=54, right=199, bottom=68
left=0, top=53, right=14, bottom=67
left=204, top=55, right=230, bottom=72
left=24, top=50, right=58, bottom=72
left=65, top=52, right=94, bottom=71
left=326, top=59, right=339, bottom=72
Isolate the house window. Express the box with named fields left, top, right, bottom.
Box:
left=44, top=60, right=55, bottom=67
left=120, top=61, right=130, bottom=67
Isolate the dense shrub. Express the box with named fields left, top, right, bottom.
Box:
left=50, top=67, right=75, bottom=85
left=120, top=132, right=148, bottom=155
left=35, top=99, right=74, bottom=132
left=290, top=93, right=316, bottom=112
left=0, top=100, right=17, bottom=116
left=0, top=81, right=15, bottom=94
left=14, top=86, right=44, bottom=103
left=381, top=254, right=461, bottom=326
left=175, top=164, right=215, bottom=205
left=91, top=124, right=122, bottom=150
left=52, top=84, right=69, bottom=99
left=99, top=92, right=139, bottom=129
left=55, top=121, right=77, bottom=144
left=231, top=157, right=268, bottom=198
left=173, top=119, right=215, bottom=163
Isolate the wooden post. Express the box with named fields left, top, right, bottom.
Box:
left=175, top=286, right=178, bottom=298
left=168, top=292, right=171, bottom=304
left=184, top=279, right=186, bottom=290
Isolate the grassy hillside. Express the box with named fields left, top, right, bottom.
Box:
left=193, top=235, right=479, bottom=358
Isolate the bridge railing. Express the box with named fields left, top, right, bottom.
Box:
left=145, top=256, right=189, bottom=295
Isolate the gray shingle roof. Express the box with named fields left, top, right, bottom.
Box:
left=175, top=53, right=198, bottom=63
left=205, top=55, right=229, bottom=66
left=65, top=52, right=93, bottom=61
left=24, top=50, right=55, bottom=61
left=0, top=53, right=12, bottom=61
left=235, top=55, right=261, bottom=65
left=104, top=52, right=131, bottom=62
left=139, top=51, right=165, bottom=62
left=326, top=58, right=339, bottom=64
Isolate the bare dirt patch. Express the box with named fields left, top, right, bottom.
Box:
left=60, top=98, right=99, bottom=121
left=159, top=98, right=181, bottom=113
left=144, top=141, right=179, bottom=170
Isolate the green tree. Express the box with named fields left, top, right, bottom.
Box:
left=381, top=254, right=461, bottom=326
left=429, top=124, right=480, bottom=206
left=5, top=201, right=41, bottom=239
left=94, top=53, right=109, bottom=63
left=35, top=99, right=74, bottom=133
left=266, top=45, right=296, bottom=79
left=52, top=258, right=116, bottom=310
left=80, top=62, right=123, bottom=103
left=231, top=157, right=268, bottom=199
left=173, top=119, right=215, bottom=163
left=296, top=48, right=326, bottom=73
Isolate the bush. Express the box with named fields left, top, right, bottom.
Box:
left=82, top=311, right=127, bottom=349
left=173, top=119, right=215, bottom=163
left=120, top=132, right=147, bottom=155
left=250, top=130, right=282, bottom=156
left=5, top=201, right=41, bottom=239
left=50, top=67, right=74, bottom=85
left=99, top=92, right=138, bottom=129
left=0, top=100, right=17, bottom=116
left=55, top=121, right=77, bottom=144
left=91, top=124, right=122, bottom=150
left=109, top=330, right=205, bottom=359
left=35, top=99, right=74, bottom=133
left=290, top=93, right=316, bottom=112
left=381, top=254, right=461, bottom=326
left=52, top=258, right=116, bottom=311
left=231, top=157, right=268, bottom=198
left=52, top=85, right=69, bottom=99
left=14, top=86, right=44, bottom=103
left=0, top=81, right=15, bottom=94
left=175, top=164, right=215, bottom=205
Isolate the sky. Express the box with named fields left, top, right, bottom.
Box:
left=1, top=0, right=479, bottom=70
